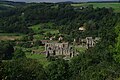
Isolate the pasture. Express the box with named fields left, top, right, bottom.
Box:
left=29, top=23, right=59, bottom=40
left=29, top=23, right=59, bottom=34
left=0, top=36, right=21, bottom=40
left=72, top=3, right=120, bottom=13
left=16, top=45, right=49, bottom=67
left=26, top=53, right=50, bottom=67
left=0, top=33, right=23, bottom=40
left=0, top=4, right=14, bottom=8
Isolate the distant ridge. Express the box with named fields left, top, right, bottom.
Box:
left=0, top=0, right=26, bottom=6
left=0, top=0, right=26, bottom=3
left=4, top=0, right=120, bottom=3
left=57, top=1, right=74, bottom=4
left=0, top=0, right=7, bottom=1
left=2, top=0, right=25, bottom=3
left=87, top=1, right=120, bottom=3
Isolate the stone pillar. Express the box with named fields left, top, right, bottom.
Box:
left=46, top=51, right=50, bottom=58
left=45, top=43, right=47, bottom=51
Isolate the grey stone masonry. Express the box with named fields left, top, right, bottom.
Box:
left=45, top=42, right=75, bottom=58
left=79, top=37, right=100, bottom=49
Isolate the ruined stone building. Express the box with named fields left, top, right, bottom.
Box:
left=45, top=42, right=75, bottom=59
left=86, top=37, right=95, bottom=49
left=79, top=37, right=100, bottom=49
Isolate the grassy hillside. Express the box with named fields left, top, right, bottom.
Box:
left=29, top=23, right=59, bottom=40
left=30, top=23, right=59, bottom=33
left=72, top=3, right=120, bottom=13
left=0, top=4, right=14, bottom=12
left=0, top=4, right=14, bottom=7
left=0, top=0, right=26, bottom=12
left=0, top=0, right=26, bottom=6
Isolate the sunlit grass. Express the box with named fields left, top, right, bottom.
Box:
left=72, top=3, right=120, bottom=13
left=26, top=53, right=50, bottom=67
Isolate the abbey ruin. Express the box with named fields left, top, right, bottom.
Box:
left=45, top=42, right=76, bottom=59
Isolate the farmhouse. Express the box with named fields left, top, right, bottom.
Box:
left=79, top=27, right=85, bottom=31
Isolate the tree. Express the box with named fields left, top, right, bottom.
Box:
left=46, top=59, right=69, bottom=80
left=12, top=48, right=26, bottom=60
left=113, top=22, right=120, bottom=63
left=2, top=59, right=47, bottom=80
left=0, top=45, right=4, bottom=60
left=0, top=41, right=14, bottom=60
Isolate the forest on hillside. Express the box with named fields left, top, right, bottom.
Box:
left=1, top=1, right=120, bottom=80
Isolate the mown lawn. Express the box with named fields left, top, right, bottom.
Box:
left=75, top=45, right=87, bottom=53
left=72, top=3, right=120, bottom=13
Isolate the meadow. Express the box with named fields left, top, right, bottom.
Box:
left=29, top=23, right=59, bottom=40
left=0, top=33, right=23, bottom=40
left=29, top=23, right=59, bottom=34
left=72, top=3, right=120, bottom=13
left=15, top=45, right=49, bottom=67
left=26, top=53, right=50, bottom=67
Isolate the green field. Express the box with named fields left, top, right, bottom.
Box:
left=0, top=33, right=23, bottom=40
left=72, top=3, right=120, bottom=13
left=29, top=23, right=59, bottom=40
left=75, top=45, right=86, bottom=53
left=43, top=29, right=59, bottom=35
left=33, top=34, right=44, bottom=40
left=0, top=4, right=14, bottom=8
left=0, top=33, right=24, bottom=36
left=16, top=45, right=49, bottom=67
left=26, top=53, right=50, bottom=67
left=29, top=23, right=59, bottom=34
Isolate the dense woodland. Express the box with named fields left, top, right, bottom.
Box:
left=1, top=0, right=120, bottom=80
